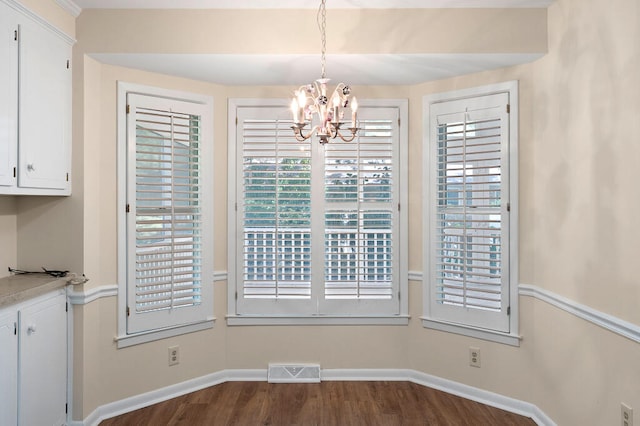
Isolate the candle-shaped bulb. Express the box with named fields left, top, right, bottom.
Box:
left=351, top=97, right=358, bottom=127
left=297, top=91, right=306, bottom=107
left=297, top=91, right=306, bottom=121
left=332, top=95, right=340, bottom=123
left=291, top=97, right=299, bottom=123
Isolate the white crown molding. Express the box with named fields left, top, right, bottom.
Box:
left=519, top=284, right=640, bottom=344
left=55, top=0, right=82, bottom=17
left=71, top=368, right=555, bottom=426
left=73, top=0, right=554, bottom=10
left=1, top=0, right=76, bottom=44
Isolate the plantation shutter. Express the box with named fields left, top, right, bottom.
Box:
left=429, top=93, right=510, bottom=332
left=126, top=93, right=211, bottom=333
left=236, top=107, right=314, bottom=315
left=234, top=104, right=401, bottom=317
left=321, top=107, right=400, bottom=315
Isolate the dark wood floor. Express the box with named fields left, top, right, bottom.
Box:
left=99, top=381, right=536, bottom=426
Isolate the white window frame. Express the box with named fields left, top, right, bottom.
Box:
left=422, top=81, right=520, bottom=346
left=227, top=98, right=409, bottom=325
left=116, top=82, right=215, bottom=348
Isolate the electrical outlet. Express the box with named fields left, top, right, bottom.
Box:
left=622, top=403, right=633, bottom=426
left=168, top=346, right=179, bottom=366
left=469, top=347, right=481, bottom=368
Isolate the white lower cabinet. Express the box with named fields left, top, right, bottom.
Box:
left=0, top=290, right=67, bottom=426
left=0, top=309, right=18, bottom=425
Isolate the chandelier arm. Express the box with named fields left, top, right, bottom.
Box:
left=336, top=128, right=358, bottom=143
left=329, top=123, right=339, bottom=139
left=291, top=124, right=314, bottom=142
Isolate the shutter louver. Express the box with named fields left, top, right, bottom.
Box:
left=242, top=119, right=312, bottom=299
left=324, top=119, right=394, bottom=300
left=435, top=113, right=503, bottom=312
left=134, top=107, right=202, bottom=314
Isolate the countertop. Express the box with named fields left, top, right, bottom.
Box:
left=0, top=274, right=68, bottom=308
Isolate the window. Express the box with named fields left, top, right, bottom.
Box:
left=117, top=83, right=214, bottom=346
left=228, top=99, right=408, bottom=324
left=423, top=82, right=519, bottom=345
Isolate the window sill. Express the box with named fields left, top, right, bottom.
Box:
left=227, top=315, right=410, bottom=326
left=420, top=317, right=521, bottom=346
left=115, top=319, right=215, bottom=348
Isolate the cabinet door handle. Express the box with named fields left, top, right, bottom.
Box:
left=27, top=325, right=36, bottom=334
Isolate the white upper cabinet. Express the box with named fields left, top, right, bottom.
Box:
left=18, top=13, right=72, bottom=191
left=0, top=0, right=74, bottom=195
left=0, top=5, right=18, bottom=187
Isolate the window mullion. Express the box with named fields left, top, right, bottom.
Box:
left=462, top=113, right=468, bottom=308
left=356, top=136, right=362, bottom=297
left=274, top=124, right=281, bottom=299
left=170, top=112, right=176, bottom=310
left=311, top=136, right=326, bottom=313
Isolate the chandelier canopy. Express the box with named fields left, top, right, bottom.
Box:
left=291, top=0, right=359, bottom=144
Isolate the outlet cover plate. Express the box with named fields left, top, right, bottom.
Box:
left=622, top=403, right=633, bottom=426
left=469, top=347, right=481, bottom=368
left=168, top=346, right=179, bottom=366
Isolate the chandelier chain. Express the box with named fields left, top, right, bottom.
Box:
left=318, top=0, right=327, bottom=79
left=290, top=0, right=359, bottom=144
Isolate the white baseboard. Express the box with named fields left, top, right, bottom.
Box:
left=73, top=369, right=266, bottom=426
left=73, top=368, right=554, bottom=426
left=406, top=370, right=556, bottom=426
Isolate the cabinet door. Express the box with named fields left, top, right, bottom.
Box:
left=0, top=309, right=18, bottom=426
left=18, top=18, right=71, bottom=190
left=19, top=293, right=67, bottom=426
left=0, top=5, right=18, bottom=187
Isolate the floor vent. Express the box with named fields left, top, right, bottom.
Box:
left=267, top=364, right=321, bottom=383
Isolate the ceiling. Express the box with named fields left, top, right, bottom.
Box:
left=90, top=53, right=543, bottom=86
left=76, top=0, right=552, bottom=86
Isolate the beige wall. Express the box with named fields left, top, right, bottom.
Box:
left=0, top=197, right=17, bottom=277
left=530, top=0, right=640, bottom=325
left=3, top=0, right=639, bottom=424
left=76, top=8, right=547, bottom=55
left=526, top=0, right=640, bottom=422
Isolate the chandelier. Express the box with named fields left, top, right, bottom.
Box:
left=291, top=0, right=359, bottom=144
